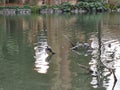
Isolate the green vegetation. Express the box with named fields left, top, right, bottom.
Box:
left=59, top=2, right=72, bottom=12
left=38, top=1, right=120, bottom=13
left=38, top=1, right=106, bottom=13
left=0, top=1, right=120, bottom=14
left=30, top=6, right=39, bottom=13
left=104, top=2, right=120, bottom=11
left=75, top=1, right=105, bottom=11
left=0, top=5, right=30, bottom=9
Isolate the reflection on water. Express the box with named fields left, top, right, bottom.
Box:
left=34, top=29, right=54, bottom=74
left=89, top=34, right=99, bottom=88
left=0, top=13, right=120, bottom=90
left=34, top=30, right=49, bottom=74
left=101, top=40, right=120, bottom=90
left=88, top=17, right=120, bottom=90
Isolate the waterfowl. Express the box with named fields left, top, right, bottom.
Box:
left=46, top=46, right=55, bottom=54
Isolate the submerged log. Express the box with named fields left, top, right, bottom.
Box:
left=78, top=64, right=93, bottom=73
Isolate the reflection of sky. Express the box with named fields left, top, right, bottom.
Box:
left=34, top=41, right=49, bottom=74
left=89, top=34, right=99, bottom=88
left=89, top=34, right=120, bottom=90
left=114, top=61, right=120, bottom=90
left=102, top=40, right=120, bottom=90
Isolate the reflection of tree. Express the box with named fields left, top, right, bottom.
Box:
left=0, top=15, right=56, bottom=90
left=65, top=14, right=102, bottom=46
left=34, top=16, right=55, bottom=74
left=65, top=14, right=104, bottom=90
left=34, top=29, right=49, bottom=74
left=89, top=22, right=119, bottom=90
left=100, top=41, right=118, bottom=90
left=70, top=19, right=119, bottom=90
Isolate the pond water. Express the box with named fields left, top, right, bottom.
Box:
left=0, top=13, right=120, bottom=90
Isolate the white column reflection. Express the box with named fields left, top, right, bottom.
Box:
left=89, top=34, right=120, bottom=90
left=89, top=34, right=99, bottom=88
left=34, top=30, right=54, bottom=74
left=101, top=40, right=120, bottom=90
left=34, top=41, right=49, bottom=74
